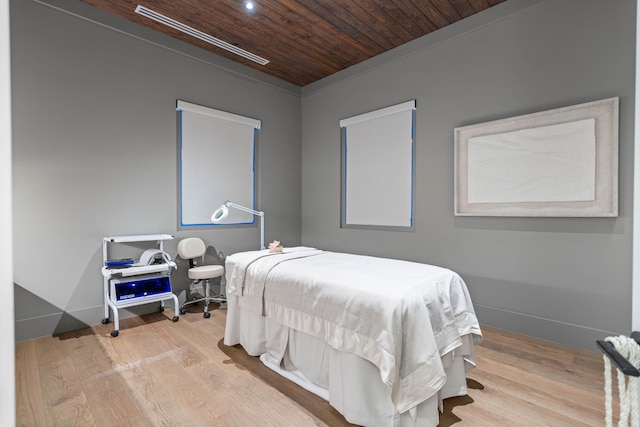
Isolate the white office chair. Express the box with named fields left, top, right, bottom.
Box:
left=177, top=237, right=225, bottom=318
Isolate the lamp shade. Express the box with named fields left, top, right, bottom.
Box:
left=211, top=205, right=229, bottom=222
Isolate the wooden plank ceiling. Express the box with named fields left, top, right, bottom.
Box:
left=80, top=0, right=507, bottom=87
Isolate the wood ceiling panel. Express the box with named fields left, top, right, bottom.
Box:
left=80, top=0, right=507, bottom=87
left=449, top=0, right=484, bottom=18
left=391, top=0, right=438, bottom=34
left=308, top=0, right=398, bottom=52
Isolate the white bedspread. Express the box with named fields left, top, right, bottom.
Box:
left=226, top=247, right=481, bottom=415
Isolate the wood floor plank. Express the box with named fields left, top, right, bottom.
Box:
left=439, top=397, right=526, bottom=427
left=475, top=337, right=605, bottom=396
left=468, top=368, right=604, bottom=426
left=474, top=347, right=609, bottom=412
left=65, top=330, right=146, bottom=426
left=145, top=357, right=226, bottom=424
left=15, top=307, right=622, bottom=426
left=38, top=353, right=98, bottom=426
left=15, top=340, right=47, bottom=427
left=112, top=360, right=195, bottom=425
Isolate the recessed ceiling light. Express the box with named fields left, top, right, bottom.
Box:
left=245, top=2, right=255, bottom=11
left=135, top=5, right=269, bottom=65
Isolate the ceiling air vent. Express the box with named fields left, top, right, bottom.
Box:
left=135, top=5, right=269, bottom=66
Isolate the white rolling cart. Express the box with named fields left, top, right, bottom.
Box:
left=101, top=234, right=180, bottom=337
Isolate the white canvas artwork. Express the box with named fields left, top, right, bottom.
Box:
left=454, top=97, right=618, bottom=217
left=467, top=119, right=596, bottom=204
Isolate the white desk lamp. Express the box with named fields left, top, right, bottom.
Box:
left=211, top=200, right=265, bottom=250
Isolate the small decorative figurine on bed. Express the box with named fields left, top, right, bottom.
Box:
left=268, top=240, right=283, bottom=253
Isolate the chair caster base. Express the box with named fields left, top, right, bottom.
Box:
left=203, top=311, right=211, bottom=319
left=111, top=330, right=119, bottom=337
left=172, top=315, right=179, bottom=322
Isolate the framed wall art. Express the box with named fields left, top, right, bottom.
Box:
left=454, top=97, right=618, bottom=217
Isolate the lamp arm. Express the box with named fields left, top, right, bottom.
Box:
left=223, top=200, right=265, bottom=250
left=224, top=200, right=264, bottom=217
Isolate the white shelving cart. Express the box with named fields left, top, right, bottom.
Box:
left=101, top=234, right=180, bottom=337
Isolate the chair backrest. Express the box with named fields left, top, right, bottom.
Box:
left=177, top=237, right=206, bottom=260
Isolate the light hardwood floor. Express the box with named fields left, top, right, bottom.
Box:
left=16, top=305, right=619, bottom=426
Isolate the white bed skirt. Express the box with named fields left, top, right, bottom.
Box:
left=224, top=292, right=473, bottom=427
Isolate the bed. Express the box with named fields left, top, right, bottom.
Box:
left=223, top=247, right=482, bottom=427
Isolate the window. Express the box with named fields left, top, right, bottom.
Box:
left=340, top=100, right=416, bottom=229
left=177, top=100, right=261, bottom=228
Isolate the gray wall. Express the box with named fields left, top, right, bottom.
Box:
left=11, top=0, right=302, bottom=340
left=300, top=0, right=636, bottom=350
left=11, top=0, right=636, bottom=351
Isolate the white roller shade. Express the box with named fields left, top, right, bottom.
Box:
left=341, top=100, right=415, bottom=228
left=177, top=100, right=260, bottom=227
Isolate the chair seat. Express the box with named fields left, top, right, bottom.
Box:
left=188, top=264, right=224, bottom=280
